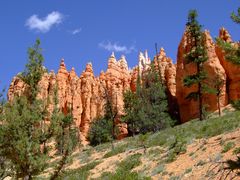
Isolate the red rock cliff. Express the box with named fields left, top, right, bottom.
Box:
left=176, top=30, right=228, bottom=122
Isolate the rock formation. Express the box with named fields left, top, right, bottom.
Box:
left=8, top=27, right=240, bottom=140
left=176, top=30, right=228, bottom=122
left=215, top=28, right=240, bottom=101
left=153, top=48, right=178, bottom=119
left=8, top=54, right=132, bottom=144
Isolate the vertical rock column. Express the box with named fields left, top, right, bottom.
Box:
left=176, top=30, right=227, bottom=122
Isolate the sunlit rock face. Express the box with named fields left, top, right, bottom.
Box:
left=8, top=55, right=131, bottom=144
left=8, top=27, right=240, bottom=141
left=215, top=28, right=240, bottom=101
left=176, top=30, right=227, bottom=122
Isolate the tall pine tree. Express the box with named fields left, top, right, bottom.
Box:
left=183, top=10, right=208, bottom=121
left=0, top=39, right=76, bottom=179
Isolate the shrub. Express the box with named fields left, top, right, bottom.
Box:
left=88, top=117, right=113, bottom=146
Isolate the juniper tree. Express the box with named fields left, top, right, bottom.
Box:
left=183, top=10, right=208, bottom=121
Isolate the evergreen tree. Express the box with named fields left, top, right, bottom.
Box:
left=0, top=39, right=76, bottom=179
left=123, top=64, right=173, bottom=135
left=138, top=64, right=173, bottom=133
left=87, top=116, right=113, bottom=146
left=20, top=39, right=46, bottom=103
left=122, top=90, right=139, bottom=136
left=88, top=89, right=118, bottom=146
left=216, top=7, right=240, bottom=65
left=183, top=10, right=208, bottom=121
left=231, top=7, right=240, bottom=24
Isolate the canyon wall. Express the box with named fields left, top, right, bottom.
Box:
left=8, top=27, right=240, bottom=142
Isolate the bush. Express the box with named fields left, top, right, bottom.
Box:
left=88, top=117, right=113, bottom=146
left=123, top=64, right=175, bottom=136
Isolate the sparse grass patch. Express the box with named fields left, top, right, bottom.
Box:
left=103, top=143, right=129, bottom=158
left=47, top=111, right=240, bottom=179
left=147, top=147, right=164, bottom=159
left=184, top=167, right=192, bottom=174
left=196, top=160, right=206, bottom=166
left=170, top=175, right=181, bottom=180
left=99, top=153, right=150, bottom=180
left=57, top=161, right=101, bottom=180
left=189, top=152, right=194, bottom=157
left=222, top=141, right=236, bottom=153
left=151, top=164, right=165, bottom=176
left=233, top=147, right=240, bottom=155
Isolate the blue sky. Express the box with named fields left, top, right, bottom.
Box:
left=0, top=0, right=239, bottom=93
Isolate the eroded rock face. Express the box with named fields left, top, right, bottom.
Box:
left=216, top=28, right=240, bottom=101
left=176, top=30, right=228, bottom=122
left=9, top=27, right=240, bottom=140
left=151, top=48, right=179, bottom=119
left=8, top=55, right=132, bottom=144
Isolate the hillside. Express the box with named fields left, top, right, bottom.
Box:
left=38, top=110, right=240, bottom=180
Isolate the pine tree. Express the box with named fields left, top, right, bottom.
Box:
left=123, top=64, right=173, bottom=135
left=183, top=10, right=208, bottom=121
left=139, top=64, right=173, bottom=133
left=216, top=7, right=240, bottom=65
left=88, top=88, right=118, bottom=146
left=231, top=7, right=240, bottom=24
left=0, top=39, right=76, bottom=179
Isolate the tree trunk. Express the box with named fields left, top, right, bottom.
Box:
left=217, top=95, right=222, bottom=117
left=197, top=64, right=203, bottom=121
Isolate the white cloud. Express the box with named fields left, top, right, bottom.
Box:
left=99, top=41, right=136, bottom=54
left=25, top=11, right=63, bottom=33
left=71, top=28, right=82, bottom=35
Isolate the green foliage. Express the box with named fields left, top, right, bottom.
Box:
left=231, top=7, right=240, bottom=24
left=233, top=147, right=240, bottom=155
left=166, top=135, right=187, bottom=163
left=19, top=39, right=46, bottom=102
left=88, top=88, right=118, bottom=146
left=0, top=39, right=76, bottom=179
left=146, top=111, right=240, bottom=153
left=88, top=117, right=113, bottom=146
left=103, top=144, right=129, bottom=158
left=196, top=160, right=206, bottom=166
left=184, top=168, right=192, bottom=174
left=122, top=90, right=139, bottom=136
left=55, top=111, right=78, bottom=154
left=183, top=9, right=208, bottom=121
left=0, top=96, right=48, bottom=178
left=57, top=161, right=101, bottom=180
left=0, top=40, right=49, bottom=179
left=216, top=38, right=240, bottom=65
left=222, top=142, right=236, bottom=153
left=123, top=64, right=174, bottom=135
left=231, top=100, right=240, bottom=110
left=151, top=164, right=165, bottom=176
left=100, top=153, right=150, bottom=180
